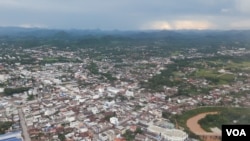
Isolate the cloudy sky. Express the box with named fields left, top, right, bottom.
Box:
left=0, top=0, right=250, bottom=30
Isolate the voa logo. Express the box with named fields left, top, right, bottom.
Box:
left=226, top=129, right=246, bottom=136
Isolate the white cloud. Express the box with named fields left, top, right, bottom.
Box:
left=141, top=21, right=172, bottom=30
left=19, top=24, right=48, bottom=28
left=142, top=20, right=214, bottom=30
left=172, top=20, right=214, bottom=30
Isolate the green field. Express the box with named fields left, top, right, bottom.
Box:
left=171, top=51, right=182, bottom=56
left=173, top=71, right=185, bottom=77
left=194, top=69, right=235, bottom=85
left=208, top=60, right=250, bottom=72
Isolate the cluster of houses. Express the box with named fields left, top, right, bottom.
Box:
left=0, top=46, right=249, bottom=141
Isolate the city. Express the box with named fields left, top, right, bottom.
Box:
left=0, top=30, right=250, bottom=140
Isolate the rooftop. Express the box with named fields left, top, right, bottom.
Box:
left=0, top=132, right=23, bottom=141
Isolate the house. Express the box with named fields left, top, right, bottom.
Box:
left=135, top=134, right=148, bottom=141
left=44, top=108, right=56, bottom=116
left=42, top=100, right=53, bottom=107
left=99, top=133, right=108, bottom=141
left=115, top=126, right=126, bottom=134
left=125, top=90, right=134, bottom=97
left=130, top=125, right=137, bottom=132
left=107, top=87, right=121, bottom=94
left=99, top=130, right=116, bottom=141
left=114, top=137, right=126, bottom=141
left=103, top=100, right=115, bottom=109
left=91, top=107, right=99, bottom=114
left=110, top=117, right=119, bottom=126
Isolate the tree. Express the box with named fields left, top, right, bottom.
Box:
left=135, top=127, right=143, bottom=134
left=4, top=87, right=30, bottom=96
left=27, top=94, right=35, bottom=101
left=87, top=62, right=99, bottom=74
left=123, top=130, right=135, bottom=141
left=58, top=133, right=66, bottom=141
left=0, top=121, right=13, bottom=134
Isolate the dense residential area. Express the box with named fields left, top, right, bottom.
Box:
left=0, top=29, right=250, bottom=141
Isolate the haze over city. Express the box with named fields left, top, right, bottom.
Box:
left=1, top=0, right=250, bottom=30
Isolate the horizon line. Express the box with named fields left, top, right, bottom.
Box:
left=0, top=26, right=250, bottom=32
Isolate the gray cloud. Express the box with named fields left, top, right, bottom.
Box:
left=0, top=0, right=249, bottom=30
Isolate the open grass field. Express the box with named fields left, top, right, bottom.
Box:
left=208, top=60, right=250, bottom=72
left=194, top=69, right=235, bottom=85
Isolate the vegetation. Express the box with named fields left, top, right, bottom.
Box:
left=194, top=69, right=235, bottom=85
left=122, top=127, right=143, bottom=141
left=4, top=87, right=30, bottom=96
left=165, top=107, right=250, bottom=138
left=116, top=95, right=128, bottom=102
left=133, top=105, right=144, bottom=111
left=198, top=108, right=250, bottom=132
left=58, top=133, right=66, bottom=141
left=0, top=83, right=6, bottom=87
left=0, top=121, right=13, bottom=134
left=87, top=62, right=99, bottom=74
left=40, top=57, right=80, bottom=64
left=142, top=55, right=250, bottom=92
left=27, top=94, right=35, bottom=101
left=141, top=63, right=180, bottom=91
left=100, top=72, right=117, bottom=82
left=77, top=80, right=93, bottom=87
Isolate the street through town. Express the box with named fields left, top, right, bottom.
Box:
left=18, top=109, right=31, bottom=141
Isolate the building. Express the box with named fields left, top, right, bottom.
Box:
left=110, top=117, right=119, bottom=126
left=0, top=131, right=23, bottom=141
left=147, top=125, right=188, bottom=141
left=107, top=87, right=121, bottom=94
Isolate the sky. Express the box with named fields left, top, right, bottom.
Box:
left=0, top=0, right=250, bottom=30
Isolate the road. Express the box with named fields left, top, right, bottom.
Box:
left=18, top=109, right=31, bottom=141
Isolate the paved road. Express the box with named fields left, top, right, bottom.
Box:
left=18, top=109, right=31, bottom=141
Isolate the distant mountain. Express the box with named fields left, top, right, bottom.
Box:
left=0, top=26, right=250, bottom=41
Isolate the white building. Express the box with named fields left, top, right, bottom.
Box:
left=0, top=74, right=9, bottom=82
left=107, top=87, right=120, bottom=94
left=44, top=108, right=56, bottom=116
left=79, top=127, right=88, bottom=133
left=0, top=88, right=4, bottom=93
left=66, top=116, right=76, bottom=122
left=103, top=100, right=115, bottom=109
left=147, top=125, right=188, bottom=141
left=125, top=90, right=134, bottom=97
left=91, top=107, right=99, bottom=114
left=110, top=117, right=119, bottom=126
left=99, top=133, right=108, bottom=141
left=93, top=95, right=100, bottom=100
